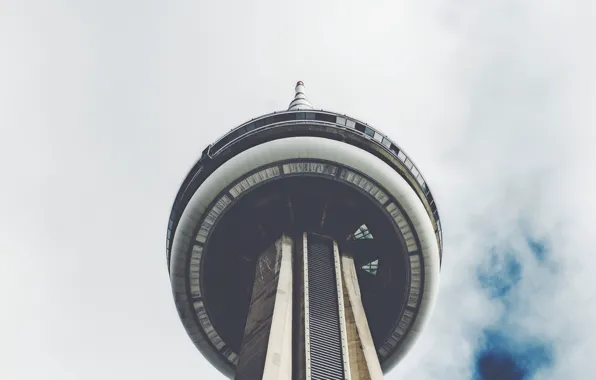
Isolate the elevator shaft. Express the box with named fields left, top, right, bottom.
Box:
left=303, top=233, right=350, bottom=380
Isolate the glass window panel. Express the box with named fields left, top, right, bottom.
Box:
left=411, top=166, right=419, bottom=178
left=405, top=158, right=413, bottom=170
left=416, top=175, right=426, bottom=189
left=361, top=259, right=379, bottom=275
left=390, top=144, right=399, bottom=155
left=426, top=192, right=434, bottom=205
left=315, top=113, right=336, bottom=122
left=353, top=224, right=374, bottom=240
left=273, top=113, right=292, bottom=123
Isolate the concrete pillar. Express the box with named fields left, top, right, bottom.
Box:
left=341, top=255, right=384, bottom=380
left=263, top=235, right=293, bottom=380
left=235, top=235, right=293, bottom=380
left=343, top=280, right=371, bottom=380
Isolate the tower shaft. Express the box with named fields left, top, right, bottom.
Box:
left=235, top=234, right=383, bottom=380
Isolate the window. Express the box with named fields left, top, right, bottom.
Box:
left=426, top=192, right=434, bottom=205
left=315, top=113, right=336, bottom=122
left=353, top=224, right=374, bottom=240
left=416, top=175, right=426, bottom=190
left=361, top=259, right=379, bottom=275
left=411, top=166, right=419, bottom=178
left=405, top=158, right=413, bottom=170
left=389, top=143, right=400, bottom=156
left=273, top=113, right=294, bottom=123
left=397, top=151, right=407, bottom=162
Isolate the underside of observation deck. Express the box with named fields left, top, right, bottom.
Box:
left=203, top=176, right=409, bottom=361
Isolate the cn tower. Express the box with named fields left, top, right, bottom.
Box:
left=166, top=82, right=443, bottom=379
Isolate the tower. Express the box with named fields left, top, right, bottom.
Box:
left=166, top=82, right=443, bottom=379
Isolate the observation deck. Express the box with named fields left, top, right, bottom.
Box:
left=166, top=84, right=443, bottom=379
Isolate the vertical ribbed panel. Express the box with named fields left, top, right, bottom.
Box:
left=307, top=235, right=345, bottom=380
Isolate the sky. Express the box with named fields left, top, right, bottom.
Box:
left=0, top=1, right=594, bottom=379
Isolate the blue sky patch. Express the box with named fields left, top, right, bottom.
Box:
left=477, top=248, right=522, bottom=299
left=473, top=330, right=554, bottom=380
left=473, top=236, right=556, bottom=380
left=526, top=237, right=548, bottom=262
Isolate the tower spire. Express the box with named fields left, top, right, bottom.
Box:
left=288, top=81, right=313, bottom=110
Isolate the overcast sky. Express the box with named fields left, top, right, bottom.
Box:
left=1, top=1, right=594, bottom=379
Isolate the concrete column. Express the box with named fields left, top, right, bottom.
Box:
left=262, top=235, right=293, bottom=380
left=343, top=280, right=371, bottom=380
left=342, top=255, right=384, bottom=380
left=235, top=235, right=293, bottom=380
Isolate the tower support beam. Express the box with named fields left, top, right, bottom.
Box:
left=263, top=235, right=294, bottom=380
left=236, top=235, right=294, bottom=380
left=342, top=255, right=384, bottom=380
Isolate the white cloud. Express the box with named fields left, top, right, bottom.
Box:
left=0, top=0, right=593, bottom=379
